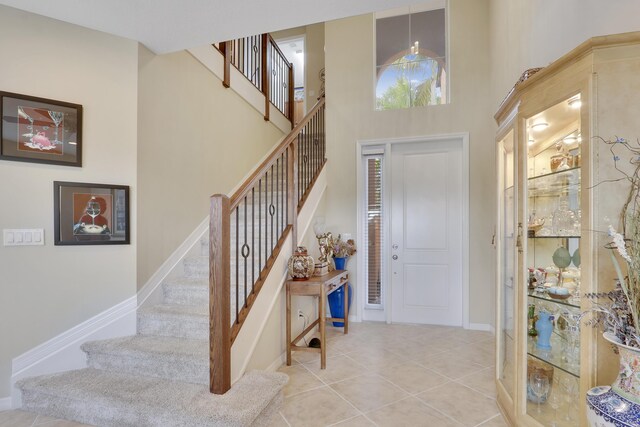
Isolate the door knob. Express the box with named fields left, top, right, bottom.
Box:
left=392, top=255, right=398, bottom=260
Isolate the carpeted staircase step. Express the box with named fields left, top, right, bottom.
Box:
left=163, top=277, right=209, bottom=305
left=82, top=335, right=209, bottom=385
left=18, top=368, right=287, bottom=427
left=183, top=256, right=209, bottom=279
left=138, top=304, right=208, bottom=340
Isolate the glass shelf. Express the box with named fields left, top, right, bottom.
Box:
left=528, top=333, right=580, bottom=378
left=528, top=167, right=580, bottom=181
left=528, top=290, right=580, bottom=309
left=529, top=235, right=580, bottom=239
left=528, top=168, right=581, bottom=198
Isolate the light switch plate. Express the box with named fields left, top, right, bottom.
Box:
left=3, top=229, right=44, bottom=246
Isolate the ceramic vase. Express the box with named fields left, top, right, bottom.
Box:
left=586, top=333, right=640, bottom=426
left=327, top=283, right=352, bottom=327
left=288, top=246, right=314, bottom=281
left=535, top=310, right=553, bottom=350
left=334, top=256, right=347, bottom=270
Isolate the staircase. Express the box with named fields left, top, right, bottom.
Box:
left=15, top=37, right=326, bottom=424
left=17, top=234, right=287, bottom=426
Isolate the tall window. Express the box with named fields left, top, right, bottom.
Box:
left=364, top=155, right=384, bottom=306
left=375, top=7, right=447, bottom=110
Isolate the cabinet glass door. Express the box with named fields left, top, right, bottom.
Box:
left=524, top=95, right=581, bottom=425
left=497, top=129, right=516, bottom=399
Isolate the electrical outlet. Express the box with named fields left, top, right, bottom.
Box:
left=297, top=309, right=304, bottom=318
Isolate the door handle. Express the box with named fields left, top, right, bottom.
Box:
left=392, top=255, right=398, bottom=260
left=516, top=222, right=523, bottom=254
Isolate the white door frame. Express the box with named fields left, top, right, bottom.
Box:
left=356, top=133, right=470, bottom=328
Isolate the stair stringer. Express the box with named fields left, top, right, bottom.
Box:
left=231, top=166, right=327, bottom=382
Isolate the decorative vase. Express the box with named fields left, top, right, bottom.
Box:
left=586, top=333, right=640, bottom=426
left=334, top=256, right=347, bottom=270
left=327, top=283, right=352, bottom=327
left=287, top=246, right=314, bottom=281
left=605, top=332, right=640, bottom=404
left=535, top=310, right=553, bottom=350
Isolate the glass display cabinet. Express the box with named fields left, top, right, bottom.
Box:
left=494, top=66, right=593, bottom=425
left=492, top=31, right=640, bottom=426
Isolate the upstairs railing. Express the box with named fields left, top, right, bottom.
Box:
left=209, top=95, right=326, bottom=394
left=216, top=34, right=294, bottom=124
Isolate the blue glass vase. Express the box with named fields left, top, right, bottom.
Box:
left=334, top=256, right=347, bottom=270
left=535, top=310, right=553, bottom=350
left=327, top=283, right=352, bottom=327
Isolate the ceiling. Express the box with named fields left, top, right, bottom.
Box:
left=0, top=0, right=420, bottom=54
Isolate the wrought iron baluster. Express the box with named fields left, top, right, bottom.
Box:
left=264, top=171, right=268, bottom=268
left=243, top=197, right=248, bottom=308
left=280, top=153, right=284, bottom=233
left=252, top=187, right=255, bottom=286
left=285, top=149, right=289, bottom=225
left=276, top=157, right=279, bottom=237
left=258, top=178, right=262, bottom=275
left=297, top=133, right=302, bottom=202
left=270, top=164, right=274, bottom=250
left=235, top=206, right=239, bottom=323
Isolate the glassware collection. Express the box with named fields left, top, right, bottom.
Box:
left=525, top=114, right=581, bottom=424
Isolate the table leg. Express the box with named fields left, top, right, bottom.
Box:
left=344, top=282, right=349, bottom=334
left=320, top=288, right=326, bottom=369
left=286, top=284, right=292, bottom=366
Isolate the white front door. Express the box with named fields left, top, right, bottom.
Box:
left=390, top=139, right=463, bottom=326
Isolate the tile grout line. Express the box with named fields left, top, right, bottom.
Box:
left=289, top=359, right=370, bottom=425
left=277, top=410, right=292, bottom=427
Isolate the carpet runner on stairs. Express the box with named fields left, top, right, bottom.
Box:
left=17, top=236, right=287, bottom=426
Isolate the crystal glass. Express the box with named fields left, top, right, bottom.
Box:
left=530, top=371, right=550, bottom=414
left=553, top=199, right=576, bottom=235
left=548, top=378, right=562, bottom=427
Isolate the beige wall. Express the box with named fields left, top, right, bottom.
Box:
left=323, top=0, right=495, bottom=326
left=0, top=6, right=139, bottom=397
left=136, top=48, right=285, bottom=286
left=489, top=0, right=640, bottom=109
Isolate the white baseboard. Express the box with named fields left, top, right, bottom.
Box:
left=0, top=396, right=11, bottom=411
left=266, top=353, right=286, bottom=373
left=11, top=296, right=137, bottom=408
left=137, top=217, right=209, bottom=308
left=468, top=323, right=492, bottom=332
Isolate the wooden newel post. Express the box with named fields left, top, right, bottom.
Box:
left=210, top=194, right=231, bottom=394
left=261, top=34, right=270, bottom=122
left=221, top=41, right=231, bottom=88
left=288, top=65, right=295, bottom=128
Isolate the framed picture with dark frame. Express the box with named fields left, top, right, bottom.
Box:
left=1, top=91, right=82, bottom=166
left=54, top=181, right=130, bottom=245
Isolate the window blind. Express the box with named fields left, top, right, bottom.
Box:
left=364, top=156, right=384, bottom=306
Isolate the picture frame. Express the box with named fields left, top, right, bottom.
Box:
left=54, top=181, right=130, bottom=245
left=1, top=91, right=82, bottom=166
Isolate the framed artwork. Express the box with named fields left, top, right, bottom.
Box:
left=1, top=91, right=82, bottom=166
left=54, top=181, right=130, bottom=245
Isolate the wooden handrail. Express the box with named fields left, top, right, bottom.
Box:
left=209, top=94, right=326, bottom=394
left=266, top=34, right=290, bottom=68
left=229, top=95, right=325, bottom=210
left=218, top=33, right=295, bottom=124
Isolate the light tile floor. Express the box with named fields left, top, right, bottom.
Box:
left=0, top=322, right=507, bottom=427
left=273, top=322, right=507, bottom=427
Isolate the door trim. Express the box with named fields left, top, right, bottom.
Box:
left=356, top=133, right=470, bottom=327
